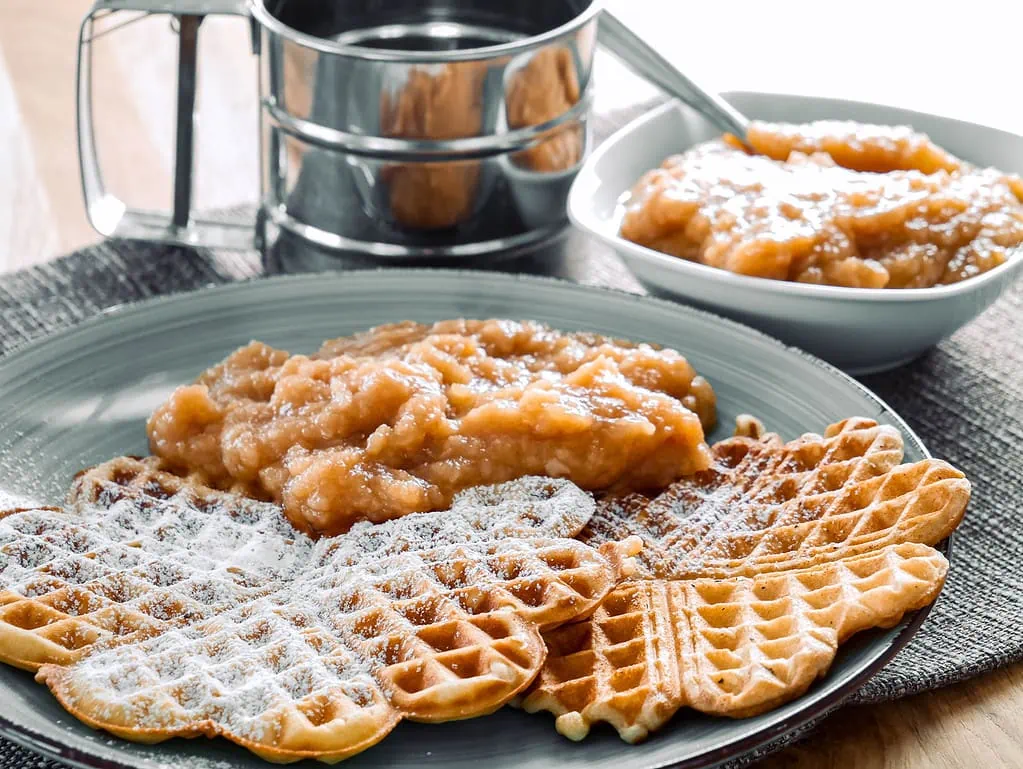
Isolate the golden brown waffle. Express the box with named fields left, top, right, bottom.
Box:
left=581, top=417, right=969, bottom=580
left=521, top=418, right=969, bottom=742
left=0, top=457, right=638, bottom=762
left=523, top=542, right=947, bottom=740
left=1, top=457, right=325, bottom=673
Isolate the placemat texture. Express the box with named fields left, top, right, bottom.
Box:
left=0, top=101, right=1020, bottom=769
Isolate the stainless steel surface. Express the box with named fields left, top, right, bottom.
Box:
left=259, top=0, right=597, bottom=258
left=597, top=10, right=750, bottom=142
left=171, top=14, right=200, bottom=229
left=75, top=0, right=599, bottom=259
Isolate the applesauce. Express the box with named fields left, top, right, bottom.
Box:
left=621, top=120, right=1023, bottom=288
left=148, top=320, right=716, bottom=536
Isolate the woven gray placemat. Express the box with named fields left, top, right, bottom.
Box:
left=1, top=103, right=1021, bottom=769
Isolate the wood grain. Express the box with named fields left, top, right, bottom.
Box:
left=0, top=1, right=1021, bottom=767
left=758, top=662, right=1023, bottom=769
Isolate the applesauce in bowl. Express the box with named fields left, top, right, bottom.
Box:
left=620, top=121, right=1023, bottom=289
left=568, top=92, right=1023, bottom=373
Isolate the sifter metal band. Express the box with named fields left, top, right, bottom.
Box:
left=76, top=0, right=601, bottom=260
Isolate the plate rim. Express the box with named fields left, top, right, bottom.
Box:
left=0, top=268, right=937, bottom=445
left=0, top=268, right=947, bottom=769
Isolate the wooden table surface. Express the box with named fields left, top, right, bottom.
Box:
left=1, top=1, right=1021, bottom=766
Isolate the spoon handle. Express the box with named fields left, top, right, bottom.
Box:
left=598, top=10, right=750, bottom=142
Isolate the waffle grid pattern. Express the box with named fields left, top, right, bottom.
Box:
left=525, top=543, right=949, bottom=741
left=523, top=419, right=969, bottom=742
left=584, top=418, right=969, bottom=579
left=0, top=457, right=634, bottom=762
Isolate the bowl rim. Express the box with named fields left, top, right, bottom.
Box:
left=569, top=94, right=1023, bottom=304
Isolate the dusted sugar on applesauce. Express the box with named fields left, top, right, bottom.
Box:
left=621, top=120, right=1023, bottom=288
left=147, top=319, right=716, bottom=536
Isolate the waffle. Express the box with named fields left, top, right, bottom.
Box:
left=581, top=417, right=969, bottom=580
left=0, top=457, right=638, bottom=762
left=521, top=418, right=969, bottom=741
left=523, top=542, right=947, bottom=740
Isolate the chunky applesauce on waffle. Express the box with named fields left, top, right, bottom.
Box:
left=621, top=120, right=1023, bottom=288
left=147, top=319, right=716, bottom=536
left=0, top=321, right=971, bottom=763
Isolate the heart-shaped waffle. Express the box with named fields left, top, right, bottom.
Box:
left=579, top=417, right=968, bottom=580
left=522, top=418, right=969, bottom=741
left=0, top=457, right=637, bottom=762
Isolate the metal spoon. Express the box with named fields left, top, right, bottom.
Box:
left=598, top=9, right=751, bottom=143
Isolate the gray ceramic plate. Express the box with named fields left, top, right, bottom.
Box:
left=0, top=270, right=940, bottom=769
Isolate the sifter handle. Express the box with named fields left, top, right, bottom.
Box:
left=76, top=0, right=258, bottom=250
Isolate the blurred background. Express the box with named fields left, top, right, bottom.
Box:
left=1, top=0, right=1017, bottom=271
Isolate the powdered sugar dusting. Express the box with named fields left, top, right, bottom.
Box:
left=2, top=456, right=617, bottom=760
left=0, top=486, right=46, bottom=510
left=585, top=419, right=910, bottom=579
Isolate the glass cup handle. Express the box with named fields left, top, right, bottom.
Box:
left=76, top=0, right=258, bottom=250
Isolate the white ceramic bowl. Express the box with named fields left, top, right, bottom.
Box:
left=568, top=92, right=1023, bottom=374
